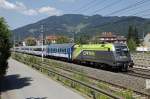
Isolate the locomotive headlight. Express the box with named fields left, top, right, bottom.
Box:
left=116, top=62, right=124, bottom=66
left=119, top=56, right=127, bottom=58
left=116, top=62, right=121, bottom=66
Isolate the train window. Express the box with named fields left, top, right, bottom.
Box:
left=54, top=48, right=56, bottom=52
left=64, top=49, right=66, bottom=53
left=44, top=48, right=46, bottom=51
left=57, top=48, right=59, bottom=52
left=61, top=49, right=62, bottom=52
left=65, top=49, right=67, bottom=53
left=58, top=48, right=61, bottom=53
left=34, top=48, right=42, bottom=51
left=63, top=49, right=66, bottom=53
left=115, top=46, right=129, bottom=56
left=61, top=49, right=63, bottom=53
left=53, top=48, right=55, bottom=52
left=47, top=48, right=49, bottom=52
left=55, top=48, right=57, bottom=52
left=67, top=48, right=69, bottom=53
left=49, top=48, right=51, bottom=52
left=50, top=48, right=52, bottom=52
left=56, top=48, right=58, bottom=53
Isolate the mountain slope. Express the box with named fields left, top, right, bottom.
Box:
left=12, top=14, right=150, bottom=41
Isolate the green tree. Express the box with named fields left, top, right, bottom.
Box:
left=25, top=37, right=36, bottom=46
left=134, top=27, right=140, bottom=45
left=127, top=25, right=133, bottom=41
left=56, top=36, right=69, bottom=44
left=75, top=34, right=90, bottom=44
left=0, top=17, right=11, bottom=77
left=127, top=26, right=140, bottom=51
left=127, top=38, right=136, bottom=51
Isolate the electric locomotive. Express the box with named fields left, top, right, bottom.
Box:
left=72, top=43, right=133, bottom=71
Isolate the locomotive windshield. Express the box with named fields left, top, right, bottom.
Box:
left=115, top=46, right=129, bottom=56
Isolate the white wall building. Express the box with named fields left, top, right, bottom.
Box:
left=143, top=33, right=150, bottom=48
left=137, top=33, right=150, bottom=51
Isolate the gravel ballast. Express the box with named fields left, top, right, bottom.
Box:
left=48, top=59, right=150, bottom=96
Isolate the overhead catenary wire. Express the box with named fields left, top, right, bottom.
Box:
left=115, top=0, right=150, bottom=16
left=73, top=0, right=97, bottom=13
left=140, top=13, right=150, bottom=17
left=73, top=0, right=149, bottom=19
left=81, top=0, right=108, bottom=13
left=87, top=0, right=150, bottom=29
left=71, top=0, right=150, bottom=27
left=105, top=0, right=150, bottom=16
left=133, top=8, right=150, bottom=16
left=73, top=0, right=150, bottom=17
left=92, top=0, right=123, bottom=14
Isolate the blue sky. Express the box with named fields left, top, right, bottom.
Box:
left=0, top=0, right=150, bottom=29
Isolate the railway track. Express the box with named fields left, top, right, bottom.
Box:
left=12, top=53, right=150, bottom=98
left=41, top=60, right=150, bottom=98
left=43, top=58, right=150, bottom=80
left=127, top=67, right=150, bottom=79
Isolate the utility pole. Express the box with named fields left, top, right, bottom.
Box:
left=41, top=25, right=44, bottom=62
left=14, top=34, right=15, bottom=54
left=73, top=31, right=78, bottom=43
left=73, top=32, right=75, bottom=43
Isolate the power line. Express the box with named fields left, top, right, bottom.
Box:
left=81, top=0, right=108, bottom=13
left=140, top=13, right=150, bottom=17
left=116, top=0, right=150, bottom=16
left=133, top=8, right=150, bottom=16
left=106, top=0, right=150, bottom=16
left=92, top=0, right=123, bottom=14
left=89, top=0, right=150, bottom=29
left=73, top=0, right=97, bottom=13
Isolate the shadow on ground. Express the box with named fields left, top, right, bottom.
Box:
left=0, top=74, right=32, bottom=92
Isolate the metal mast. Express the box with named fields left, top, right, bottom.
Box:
left=41, top=25, right=44, bottom=62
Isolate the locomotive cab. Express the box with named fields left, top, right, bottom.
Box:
left=114, top=44, right=134, bottom=71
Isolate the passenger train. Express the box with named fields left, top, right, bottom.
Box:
left=14, top=43, right=134, bottom=71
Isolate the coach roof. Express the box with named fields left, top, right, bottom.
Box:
left=48, top=43, right=75, bottom=48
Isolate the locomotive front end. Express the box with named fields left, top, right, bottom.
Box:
left=114, top=43, right=134, bottom=71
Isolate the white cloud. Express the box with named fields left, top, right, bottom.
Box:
left=15, top=1, right=26, bottom=10
left=0, top=0, right=16, bottom=9
left=0, top=0, right=62, bottom=16
left=23, top=9, right=38, bottom=16
left=38, top=6, right=61, bottom=16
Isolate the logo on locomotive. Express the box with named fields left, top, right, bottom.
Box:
left=83, top=51, right=95, bottom=56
